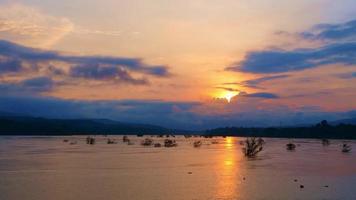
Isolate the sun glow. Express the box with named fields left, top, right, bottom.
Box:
left=225, top=92, right=237, bottom=103
left=220, top=91, right=238, bottom=103
left=213, top=91, right=239, bottom=103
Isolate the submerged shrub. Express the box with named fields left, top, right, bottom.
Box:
left=193, top=141, right=202, bottom=148
left=342, top=143, right=351, bottom=153
left=164, top=139, right=177, bottom=147
left=122, top=135, right=130, bottom=143
left=107, top=139, right=117, bottom=144
left=86, top=137, right=95, bottom=145
left=141, top=138, right=153, bottom=146
left=242, top=137, right=264, bottom=157
left=286, top=143, right=296, bottom=151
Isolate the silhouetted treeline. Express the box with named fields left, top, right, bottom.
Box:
left=0, top=116, right=171, bottom=135
left=206, top=120, right=356, bottom=139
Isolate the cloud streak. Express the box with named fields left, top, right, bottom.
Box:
left=0, top=3, right=74, bottom=48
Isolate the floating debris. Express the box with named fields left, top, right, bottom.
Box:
left=164, top=139, right=177, bottom=147
left=300, top=185, right=304, bottom=189
left=69, top=141, right=77, bottom=145
left=63, top=139, right=69, bottom=143
left=154, top=143, right=162, bottom=147
left=122, top=135, right=130, bottom=143
left=141, top=138, right=153, bottom=146
left=187, top=172, right=193, bottom=174
left=242, top=137, right=264, bottom=157
left=107, top=139, right=117, bottom=144
left=86, top=137, right=95, bottom=145
left=193, top=141, right=202, bottom=148
left=211, top=140, right=219, bottom=144
left=286, top=143, right=296, bottom=151
left=342, top=143, right=352, bottom=153
left=322, top=139, right=330, bottom=146
left=294, top=179, right=298, bottom=182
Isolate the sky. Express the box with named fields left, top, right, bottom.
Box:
left=0, top=0, right=356, bottom=130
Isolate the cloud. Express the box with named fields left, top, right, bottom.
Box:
left=0, top=39, right=169, bottom=85
left=243, top=74, right=289, bottom=86
left=223, top=75, right=289, bottom=89
left=21, top=76, right=54, bottom=92
left=0, top=3, right=74, bottom=48
left=0, top=76, right=54, bottom=95
left=214, top=86, right=279, bottom=99
left=227, top=42, right=356, bottom=73
left=0, top=40, right=169, bottom=76
left=215, top=87, right=240, bottom=92
left=336, top=71, right=356, bottom=79
left=70, top=64, right=148, bottom=84
left=227, top=19, right=356, bottom=74
left=241, top=92, right=279, bottom=99
left=301, top=19, right=356, bottom=41
left=0, top=56, right=22, bottom=73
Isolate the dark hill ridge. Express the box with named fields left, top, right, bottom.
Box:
left=206, top=120, right=356, bottom=139
left=330, top=118, right=356, bottom=125
left=0, top=116, right=171, bottom=135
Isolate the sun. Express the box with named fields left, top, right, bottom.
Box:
left=212, top=90, right=239, bottom=103
left=224, top=92, right=237, bottom=103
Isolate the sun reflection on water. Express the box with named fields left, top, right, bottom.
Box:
left=214, top=137, right=242, bottom=199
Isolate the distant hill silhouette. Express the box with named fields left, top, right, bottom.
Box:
left=1, top=111, right=356, bottom=138
left=206, top=120, right=356, bottom=139
left=330, top=117, right=356, bottom=125
left=0, top=115, right=171, bottom=135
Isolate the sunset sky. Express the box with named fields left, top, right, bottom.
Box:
left=0, top=0, right=356, bottom=129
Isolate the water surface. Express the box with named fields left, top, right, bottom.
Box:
left=0, top=136, right=355, bottom=200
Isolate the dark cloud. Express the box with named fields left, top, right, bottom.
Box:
left=227, top=42, right=356, bottom=73
left=215, top=85, right=279, bottom=99
left=244, top=74, right=289, bottom=86
left=70, top=64, right=147, bottom=84
left=215, top=87, right=240, bottom=92
left=241, top=92, right=279, bottom=99
left=227, top=19, right=356, bottom=74
left=301, top=19, right=356, bottom=40
left=0, top=39, right=169, bottom=84
left=336, top=71, right=356, bottom=79
left=222, top=82, right=263, bottom=89
left=222, top=75, right=289, bottom=90
left=0, top=57, right=22, bottom=73
left=0, top=76, right=54, bottom=95
left=21, top=76, right=54, bottom=91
